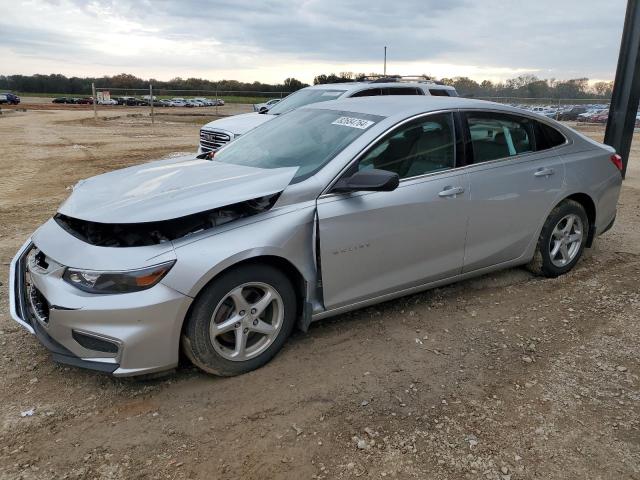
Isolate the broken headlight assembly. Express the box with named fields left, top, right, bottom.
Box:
left=62, top=261, right=176, bottom=294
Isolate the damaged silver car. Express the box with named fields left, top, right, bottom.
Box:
left=10, top=96, right=622, bottom=377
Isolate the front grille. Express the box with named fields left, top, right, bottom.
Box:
left=200, top=129, right=231, bottom=152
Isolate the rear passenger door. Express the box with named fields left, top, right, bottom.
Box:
left=461, top=111, right=567, bottom=273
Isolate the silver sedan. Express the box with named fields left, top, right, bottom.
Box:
left=10, top=96, right=622, bottom=377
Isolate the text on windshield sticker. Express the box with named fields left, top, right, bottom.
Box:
left=332, top=117, right=375, bottom=129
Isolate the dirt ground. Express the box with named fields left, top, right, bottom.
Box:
left=0, top=107, right=638, bottom=480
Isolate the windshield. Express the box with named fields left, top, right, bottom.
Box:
left=267, top=89, right=347, bottom=115
left=214, top=108, right=384, bottom=182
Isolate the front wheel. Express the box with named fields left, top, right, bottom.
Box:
left=527, top=199, right=589, bottom=278
left=182, top=264, right=297, bottom=376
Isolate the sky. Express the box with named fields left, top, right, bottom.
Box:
left=0, top=0, right=628, bottom=85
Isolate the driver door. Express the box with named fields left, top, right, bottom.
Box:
left=316, top=112, right=469, bottom=310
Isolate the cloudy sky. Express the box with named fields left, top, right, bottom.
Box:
left=0, top=0, right=628, bottom=84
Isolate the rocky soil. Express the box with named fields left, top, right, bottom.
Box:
left=0, top=109, right=638, bottom=479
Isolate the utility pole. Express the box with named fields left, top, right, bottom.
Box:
left=384, top=46, right=387, bottom=76
left=215, top=83, right=219, bottom=116
left=91, top=82, right=97, bottom=121
left=604, top=0, right=640, bottom=178
left=150, top=83, right=155, bottom=124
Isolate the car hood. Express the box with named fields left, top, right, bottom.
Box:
left=58, top=155, right=297, bottom=223
left=201, top=112, right=274, bottom=136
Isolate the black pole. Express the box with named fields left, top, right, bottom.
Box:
left=604, top=0, right=640, bottom=179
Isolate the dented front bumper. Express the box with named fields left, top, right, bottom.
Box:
left=9, top=236, right=192, bottom=377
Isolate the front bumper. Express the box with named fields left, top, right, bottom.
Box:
left=9, top=239, right=193, bottom=377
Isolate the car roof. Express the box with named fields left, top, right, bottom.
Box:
left=301, top=95, right=520, bottom=118
left=306, top=81, right=455, bottom=92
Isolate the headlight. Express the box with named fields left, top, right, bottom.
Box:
left=62, top=261, right=175, bottom=294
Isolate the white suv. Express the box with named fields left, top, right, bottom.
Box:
left=198, top=78, right=458, bottom=153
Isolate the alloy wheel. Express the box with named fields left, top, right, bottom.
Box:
left=548, top=214, right=583, bottom=268
left=209, top=282, right=284, bottom=362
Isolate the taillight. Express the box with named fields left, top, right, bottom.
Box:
left=610, top=154, right=623, bottom=171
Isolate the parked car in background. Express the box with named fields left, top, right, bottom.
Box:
left=557, top=106, right=588, bottom=121
left=10, top=96, right=622, bottom=377
left=156, top=99, right=172, bottom=107
left=578, top=109, right=607, bottom=123
left=591, top=110, right=610, bottom=124
left=169, top=98, right=187, bottom=107
left=52, top=97, right=69, bottom=104
left=117, top=97, right=147, bottom=106
left=198, top=77, right=459, bottom=153
left=530, top=106, right=558, bottom=119
left=97, top=98, right=118, bottom=105
left=0, top=93, right=21, bottom=105
left=193, top=97, right=214, bottom=106
left=75, top=97, right=93, bottom=105
left=253, top=99, right=281, bottom=112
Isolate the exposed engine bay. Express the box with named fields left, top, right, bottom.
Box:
left=54, top=194, right=280, bottom=247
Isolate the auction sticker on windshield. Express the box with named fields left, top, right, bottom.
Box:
left=332, top=117, right=375, bottom=129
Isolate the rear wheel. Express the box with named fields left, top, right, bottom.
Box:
left=528, top=199, right=589, bottom=278
left=182, top=264, right=296, bottom=376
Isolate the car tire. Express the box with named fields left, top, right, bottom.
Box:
left=527, top=199, right=589, bottom=278
left=182, top=264, right=297, bottom=376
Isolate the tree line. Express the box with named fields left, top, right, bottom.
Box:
left=0, top=73, right=308, bottom=95
left=313, top=72, right=613, bottom=99
left=0, top=72, right=613, bottom=99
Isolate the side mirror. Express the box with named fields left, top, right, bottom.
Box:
left=332, top=169, right=399, bottom=193
left=258, top=106, right=269, bottom=114
left=196, top=150, right=216, bottom=160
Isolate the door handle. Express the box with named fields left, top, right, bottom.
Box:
left=438, top=186, right=465, bottom=197
left=534, top=167, right=555, bottom=177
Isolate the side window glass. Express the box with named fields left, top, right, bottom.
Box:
left=534, top=122, right=566, bottom=151
left=429, top=89, right=449, bottom=97
left=358, top=113, right=455, bottom=179
left=467, top=113, right=533, bottom=163
left=385, top=87, right=422, bottom=96
left=351, top=88, right=382, bottom=97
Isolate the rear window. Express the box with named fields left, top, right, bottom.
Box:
left=429, top=89, right=451, bottom=97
